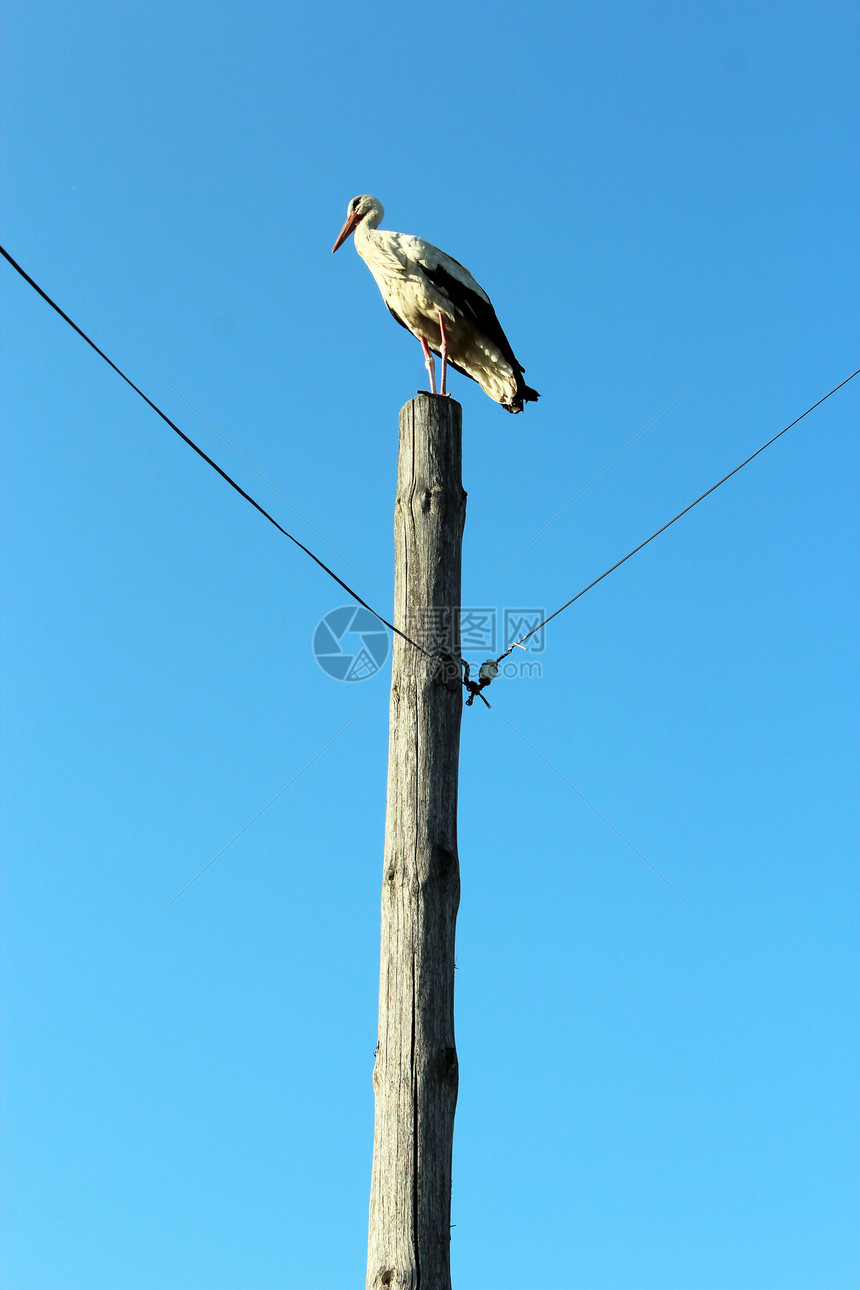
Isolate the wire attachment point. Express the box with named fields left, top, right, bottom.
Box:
left=464, top=659, right=498, bottom=708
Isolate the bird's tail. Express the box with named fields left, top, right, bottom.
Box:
left=507, top=383, right=540, bottom=414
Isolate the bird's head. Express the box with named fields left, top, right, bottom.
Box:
left=332, top=195, right=384, bottom=252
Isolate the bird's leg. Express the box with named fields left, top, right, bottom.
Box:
left=438, top=312, right=449, bottom=396
left=420, top=336, right=437, bottom=395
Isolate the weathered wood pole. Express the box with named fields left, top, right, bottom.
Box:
left=367, top=395, right=466, bottom=1290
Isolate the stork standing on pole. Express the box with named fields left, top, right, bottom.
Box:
left=333, top=195, right=540, bottom=413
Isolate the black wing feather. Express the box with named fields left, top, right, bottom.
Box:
left=419, top=259, right=527, bottom=377
left=386, top=261, right=539, bottom=411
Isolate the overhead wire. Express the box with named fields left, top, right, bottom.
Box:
left=494, top=367, right=860, bottom=668
left=164, top=378, right=376, bottom=590
left=484, top=377, right=697, bottom=588
left=4, top=243, right=856, bottom=701
left=0, top=243, right=431, bottom=659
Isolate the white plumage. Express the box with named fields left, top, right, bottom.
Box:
left=332, top=195, right=539, bottom=413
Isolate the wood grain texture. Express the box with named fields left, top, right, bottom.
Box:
left=366, top=396, right=466, bottom=1290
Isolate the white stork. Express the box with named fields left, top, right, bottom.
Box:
left=332, top=195, right=539, bottom=413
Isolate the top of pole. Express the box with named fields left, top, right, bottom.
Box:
left=402, top=392, right=462, bottom=413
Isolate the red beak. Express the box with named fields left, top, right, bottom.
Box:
left=332, top=209, right=362, bottom=253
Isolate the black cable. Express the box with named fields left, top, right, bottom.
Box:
left=10, top=243, right=850, bottom=700
left=496, top=367, right=860, bottom=664
left=0, top=243, right=431, bottom=659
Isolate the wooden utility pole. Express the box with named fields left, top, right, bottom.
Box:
left=367, top=395, right=466, bottom=1290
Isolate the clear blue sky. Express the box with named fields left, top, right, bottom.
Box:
left=2, top=2, right=858, bottom=1286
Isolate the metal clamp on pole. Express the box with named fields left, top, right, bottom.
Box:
left=464, top=659, right=499, bottom=708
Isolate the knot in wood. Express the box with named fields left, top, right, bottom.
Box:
left=435, top=1045, right=459, bottom=1083
left=435, top=845, right=455, bottom=879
